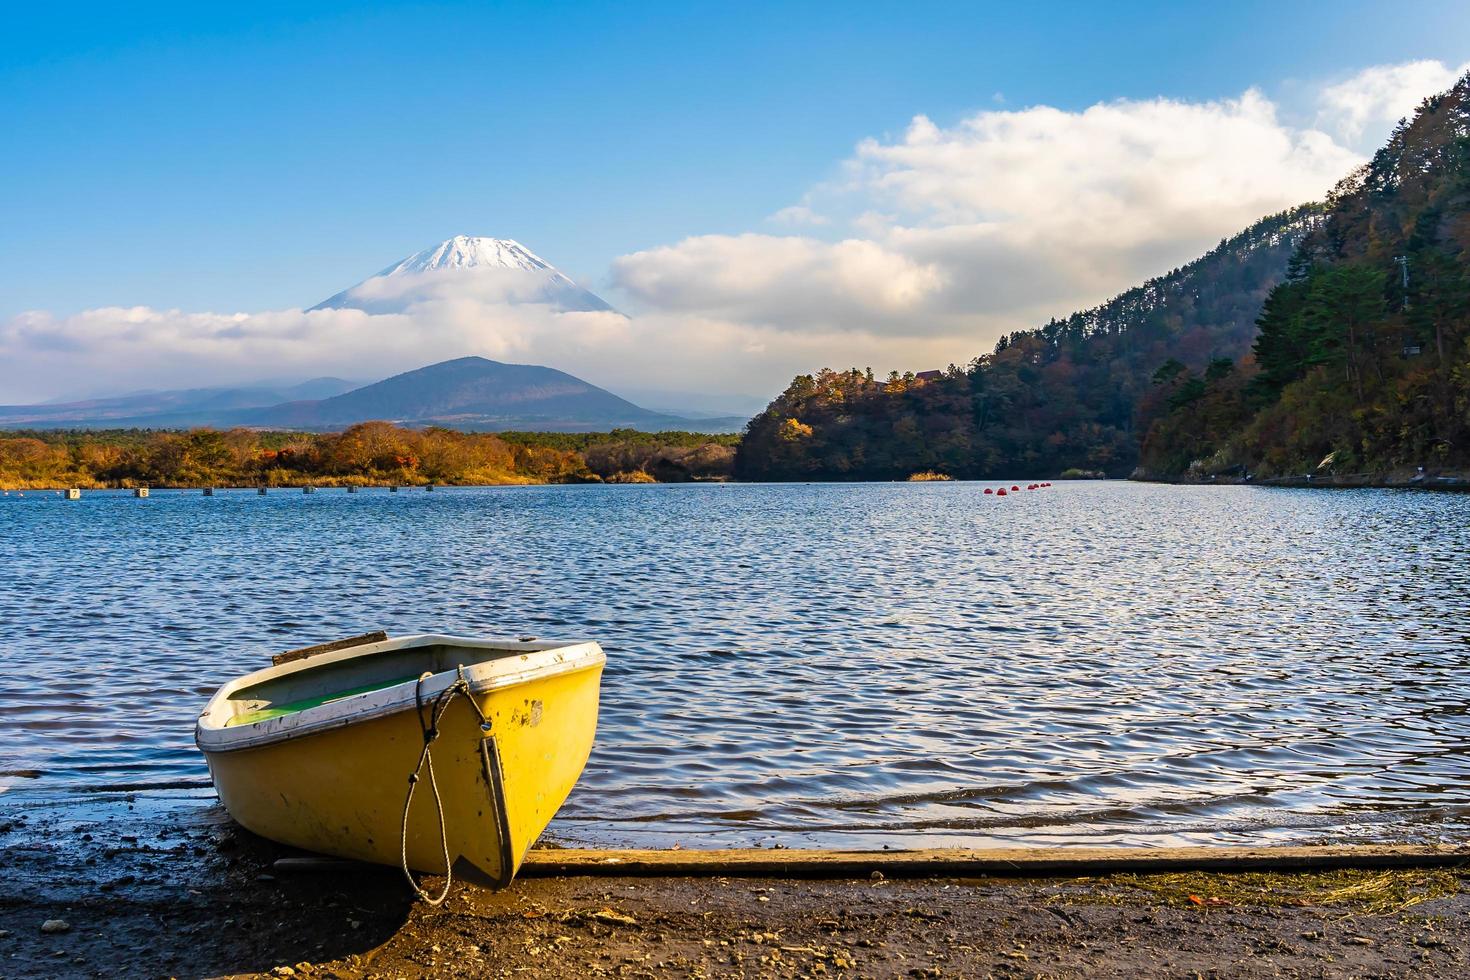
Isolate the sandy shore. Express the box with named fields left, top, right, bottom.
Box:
left=3, top=799, right=1468, bottom=979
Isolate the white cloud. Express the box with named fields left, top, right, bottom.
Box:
left=0, top=303, right=634, bottom=404
left=611, top=59, right=1467, bottom=383
left=612, top=234, right=945, bottom=330
left=848, top=91, right=1353, bottom=246
left=1316, top=59, right=1470, bottom=149
left=613, top=87, right=1361, bottom=355
left=0, top=297, right=970, bottom=410
left=768, top=204, right=829, bottom=227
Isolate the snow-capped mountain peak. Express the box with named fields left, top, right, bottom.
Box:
left=310, top=236, right=618, bottom=314
left=379, top=236, right=560, bottom=278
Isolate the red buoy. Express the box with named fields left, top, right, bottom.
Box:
left=997, top=488, right=1007, bottom=496
left=1011, top=485, right=1020, bottom=491
left=984, top=488, right=994, bottom=494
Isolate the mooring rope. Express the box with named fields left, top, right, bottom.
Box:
left=400, top=664, right=493, bottom=905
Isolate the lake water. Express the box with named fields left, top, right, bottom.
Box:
left=3, top=481, right=1470, bottom=848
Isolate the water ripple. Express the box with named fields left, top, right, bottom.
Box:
left=2, top=482, right=1469, bottom=847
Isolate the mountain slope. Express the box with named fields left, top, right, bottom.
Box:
left=247, top=356, right=678, bottom=430
left=310, top=235, right=617, bottom=314
left=1138, top=69, right=1470, bottom=478
left=0, top=358, right=744, bottom=433
left=736, top=205, right=1321, bottom=480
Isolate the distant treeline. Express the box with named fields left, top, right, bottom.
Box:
left=0, top=423, right=737, bottom=489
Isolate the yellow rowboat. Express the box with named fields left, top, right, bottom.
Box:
left=196, top=633, right=605, bottom=899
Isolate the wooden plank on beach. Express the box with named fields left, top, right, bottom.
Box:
left=272, top=631, right=389, bottom=666
left=520, top=845, right=1470, bottom=879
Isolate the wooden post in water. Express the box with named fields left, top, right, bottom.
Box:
left=66, top=488, right=81, bottom=500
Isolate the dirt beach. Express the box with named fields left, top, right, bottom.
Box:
left=4, top=797, right=1469, bottom=979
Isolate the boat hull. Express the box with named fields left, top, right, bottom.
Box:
left=197, top=636, right=603, bottom=887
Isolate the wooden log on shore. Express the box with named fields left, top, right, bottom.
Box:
left=519, top=844, right=1470, bottom=879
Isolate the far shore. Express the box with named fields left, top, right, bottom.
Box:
left=0, top=475, right=731, bottom=492
left=1131, top=468, right=1470, bottom=492
left=11, top=471, right=1470, bottom=493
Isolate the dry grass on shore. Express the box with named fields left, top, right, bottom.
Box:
left=1063, top=867, right=1464, bottom=916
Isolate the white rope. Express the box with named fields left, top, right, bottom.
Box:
left=399, top=665, right=490, bottom=905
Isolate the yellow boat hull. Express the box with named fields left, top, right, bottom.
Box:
left=197, top=635, right=604, bottom=888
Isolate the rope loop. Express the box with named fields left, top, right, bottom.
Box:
left=399, top=665, right=491, bottom=905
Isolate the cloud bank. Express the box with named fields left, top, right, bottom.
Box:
left=1316, top=59, right=1470, bottom=147
left=612, top=87, right=1363, bottom=344
left=3, top=59, right=1464, bottom=407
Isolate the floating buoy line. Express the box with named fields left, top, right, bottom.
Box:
left=987, top=481, right=1051, bottom=497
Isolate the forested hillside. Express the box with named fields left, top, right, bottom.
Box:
left=739, top=70, right=1470, bottom=483
left=1140, top=72, right=1470, bottom=478
left=737, top=206, right=1319, bottom=480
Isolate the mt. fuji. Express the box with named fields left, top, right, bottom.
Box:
left=310, top=235, right=618, bottom=314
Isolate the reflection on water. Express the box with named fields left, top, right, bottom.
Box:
left=3, top=481, right=1469, bottom=847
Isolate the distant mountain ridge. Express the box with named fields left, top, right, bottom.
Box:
left=250, top=356, right=681, bottom=430
left=0, top=378, right=357, bottom=427
left=310, top=235, right=618, bottom=314
left=0, top=357, right=744, bottom=433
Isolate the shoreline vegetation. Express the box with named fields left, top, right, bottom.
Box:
left=0, top=422, right=739, bottom=491
left=4, top=422, right=1468, bottom=493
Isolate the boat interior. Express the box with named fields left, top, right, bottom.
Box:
left=220, top=641, right=531, bottom=728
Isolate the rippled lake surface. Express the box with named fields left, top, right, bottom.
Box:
left=4, top=481, right=1470, bottom=847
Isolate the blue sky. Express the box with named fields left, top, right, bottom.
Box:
left=2, top=2, right=1468, bottom=404
left=4, top=0, right=1468, bottom=313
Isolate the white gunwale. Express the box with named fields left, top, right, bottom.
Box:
left=195, top=633, right=605, bottom=754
